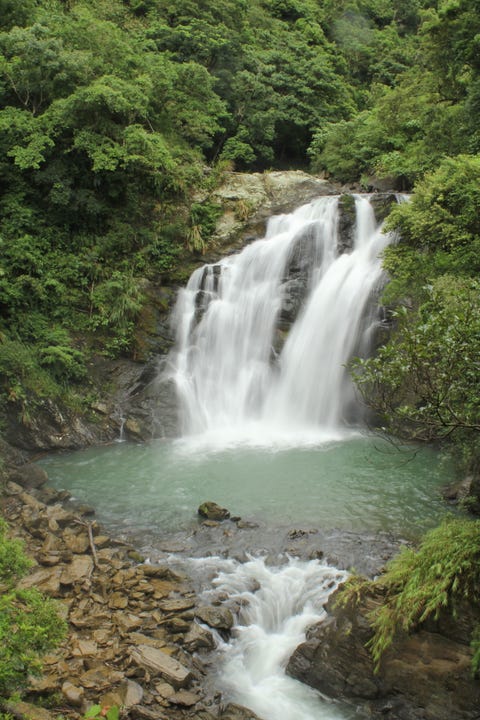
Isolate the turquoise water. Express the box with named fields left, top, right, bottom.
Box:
left=41, top=433, right=455, bottom=542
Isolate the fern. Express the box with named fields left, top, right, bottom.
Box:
left=336, top=518, right=480, bottom=672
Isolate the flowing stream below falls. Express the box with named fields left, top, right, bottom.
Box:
left=42, top=194, right=459, bottom=720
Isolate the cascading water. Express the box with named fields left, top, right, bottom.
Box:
left=170, top=194, right=391, bottom=443
left=190, top=555, right=354, bottom=720
left=167, top=194, right=395, bottom=720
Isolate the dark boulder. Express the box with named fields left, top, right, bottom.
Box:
left=287, top=585, right=480, bottom=720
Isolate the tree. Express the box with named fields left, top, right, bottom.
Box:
left=352, top=157, right=480, bottom=467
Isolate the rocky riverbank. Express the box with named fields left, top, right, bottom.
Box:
left=1, top=453, right=263, bottom=720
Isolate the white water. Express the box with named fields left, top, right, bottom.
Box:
left=191, top=556, right=354, bottom=720
left=168, top=195, right=394, bottom=719
left=170, top=195, right=391, bottom=446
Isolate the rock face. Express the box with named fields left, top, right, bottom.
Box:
left=287, top=586, right=480, bottom=720
left=207, top=170, right=338, bottom=259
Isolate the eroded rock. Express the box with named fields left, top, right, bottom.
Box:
left=130, top=644, right=193, bottom=689
left=195, top=605, right=234, bottom=631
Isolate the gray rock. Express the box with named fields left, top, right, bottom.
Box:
left=369, top=192, right=398, bottom=223
left=337, top=194, right=357, bottom=254
left=183, top=622, right=216, bottom=652
left=195, top=605, right=234, bottom=631
left=287, top=585, right=480, bottom=720
left=9, top=463, right=49, bottom=489
left=130, top=644, right=193, bottom=689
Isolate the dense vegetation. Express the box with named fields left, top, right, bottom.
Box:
left=0, top=0, right=443, bottom=409
left=0, top=520, right=65, bottom=699
left=2, top=0, right=476, bottom=473
left=353, top=156, right=480, bottom=478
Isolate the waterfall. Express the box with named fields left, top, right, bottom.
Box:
left=170, top=195, right=391, bottom=443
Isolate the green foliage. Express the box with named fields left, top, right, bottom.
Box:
left=0, top=520, right=32, bottom=583
left=0, top=521, right=66, bottom=697
left=0, top=339, right=62, bottom=403
left=0, top=0, right=474, bottom=404
left=84, top=705, right=120, bottom=720
left=337, top=519, right=480, bottom=672
left=385, top=155, right=480, bottom=277
left=311, top=0, right=480, bottom=184
left=352, top=157, right=480, bottom=471
left=352, top=277, right=480, bottom=445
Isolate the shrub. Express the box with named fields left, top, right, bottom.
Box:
left=0, top=520, right=66, bottom=697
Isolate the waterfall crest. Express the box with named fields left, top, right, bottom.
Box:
left=170, top=195, right=391, bottom=444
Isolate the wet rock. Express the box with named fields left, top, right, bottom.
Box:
left=183, top=622, right=216, bottom=652
left=369, top=192, right=399, bottom=222
left=337, top=194, right=357, bottom=254
left=61, top=680, right=85, bottom=707
left=129, top=644, right=193, bottom=689
left=168, top=617, right=192, bottom=633
left=287, top=585, right=480, bottom=720
left=442, top=475, right=480, bottom=514
left=9, top=463, right=48, bottom=489
left=220, top=703, right=263, bottom=720
left=198, top=501, right=231, bottom=521
left=141, top=564, right=187, bottom=583
left=202, top=519, right=220, bottom=528
left=60, top=555, right=94, bottom=585
left=45, top=504, right=76, bottom=528
left=36, top=486, right=71, bottom=505
left=195, top=605, right=234, bottom=631
left=235, top=519, right=259, bottom=529
left=125, top=418, right=142, bottom=438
